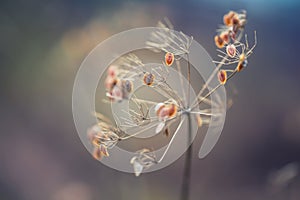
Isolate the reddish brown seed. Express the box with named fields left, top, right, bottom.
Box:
left=165, top=52, right=174, bottom=66
left=164, top=128, right=170, bottom=137
left=220, top=32, right=230, bottom=44
left=232, top=17, right=240, bottom=26
left=167, top=103, right=177, bottom=118
left=223, top=14, right=232, bottom=26
left=223, top=11, right=237, bottom=26
left=155, top=102, right=177, bottom=121
left=226, top=44, right=237, bottom=58
left=218, top=70, right=227, bottom=85
left=237, top=62, right=243, bottom=72
left=236, top=59, right=248, bottom=72
left=122, top=80, right=133, bottom=93
left=214, top=35, right=225, bottom=48
left=143, top=72, right=155, bottom=86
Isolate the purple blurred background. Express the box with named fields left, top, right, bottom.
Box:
left=1, top=0, right=300, bottom=199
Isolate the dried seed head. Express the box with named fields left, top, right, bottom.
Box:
left=87, top=124, right=119, bottom=150
left=226, top=44, right=237, bottom=58
left=218, top=70, right=227, bottom=85
left=165, top=52, right=174, bottom=66
left=92, top=132, right=119, bottom=149
left=143, top=72, right=155, bottom=86
left=130, top=149, right=157, bottom=176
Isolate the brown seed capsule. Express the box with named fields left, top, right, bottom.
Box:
left=220, top=32, right=230, bottom=44
left=155, top=102, right=178, bottom=121
left=226, top=44, right=237, bottom=58
left=143, top=72, right=155, bottom=86
left=122, top=80, right=133, bottom=93
left=164, top=128, right=170, bottom=137
left=223, top=14, right=232, bottom=26
left=167, top=103, right=177, bottom=118
left=214, top=35, right=225, bottom=48
left=218, top=70, right=227, bottom=85
left=237, top=55, right=248, bottom=72
left=165, top=52, right=174, bottom=66
left=223, top=11, right=237, bottom=26
left=232, top=17, right=240, bottom=26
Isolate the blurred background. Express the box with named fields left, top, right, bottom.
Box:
left=1, top=0, right=300, bottom=199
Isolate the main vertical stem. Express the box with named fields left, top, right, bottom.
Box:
left=187, top=54, right=191, bottom=107
left=180, top=54, right=193, bottom=200
left=180, top=113, right=192, bottom=200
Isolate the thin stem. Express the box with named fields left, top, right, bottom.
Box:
left=191, top=34, right=243, bottom=108
left=176, top=60, right=187, bottom=108
left=191, top=57, right=226, bottom=108
left=187, top=53, right=191, bottom=107
left=120, top=120, right=160, bottom=140
left=189, top=111, right=217, bottom=116
left=157, top=117, right=185, bottom=163
left=120, top=115, right=180, bottom=140
left=131, top=98, right=160, bottom=106
left=180, top=113, right=192, bottom=200
left=180, top=53, right=192, bottom=200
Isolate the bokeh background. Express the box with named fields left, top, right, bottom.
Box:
left=1, top=0, right=300, bottom=199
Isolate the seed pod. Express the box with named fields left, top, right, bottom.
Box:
left=122, top=80, right=133, bottom=93
left=165, top=52, right=174, bottom=66
left=110, top=85, right=123, bottom=101
left=223, top=11, right=237, bottom=26
left=214, top=35, right=225, bottom=48
left=237, top=59, right=248, bottom=72
left=226, top=44, right=237, bottom=58
left=155, top=102, right=177, bottom=121
left=218, top=70, right=227, bottom=85
left=167, top=103, right=177, bottom=118
left=143, top=72, right=155, bottom=86
left=220, top=32, right=230, bottom=44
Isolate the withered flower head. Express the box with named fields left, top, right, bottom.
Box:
left=130, top=149, right=157, bottom=176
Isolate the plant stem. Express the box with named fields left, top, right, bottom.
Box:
left=180, top=53, right=192, bottom=200
left=187, top=53, right=191, bottom=107
left=180, top=113, right=192, bottom=200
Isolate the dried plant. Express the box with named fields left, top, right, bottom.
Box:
left=87, top=10, right=257, bottom=189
